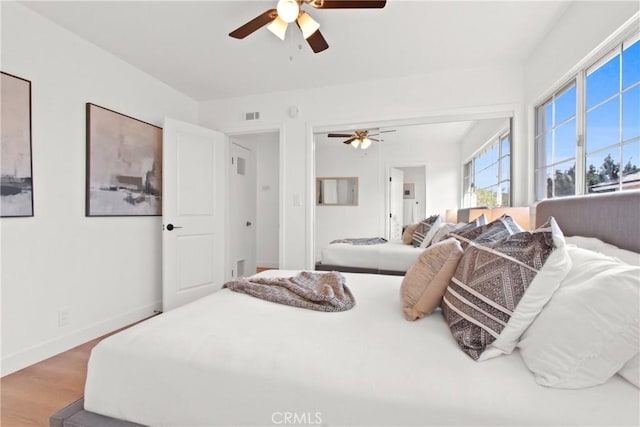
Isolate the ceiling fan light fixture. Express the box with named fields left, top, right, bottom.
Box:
left=351, top=139, right=360, bottom=149
left=297, top=11, right=320, bottom=39
left=360, top=137, right=372, bottom=149
left=267, top=16, right=288, bottom=40
left=276, top=0, right=300, bottom=23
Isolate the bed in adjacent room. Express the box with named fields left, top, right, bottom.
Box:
left=51, top=191, right=640, bottom=427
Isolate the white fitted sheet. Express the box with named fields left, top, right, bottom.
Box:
left=84, top=270, right=639, bottom=426
left=321, top=241, right=423, bottom=271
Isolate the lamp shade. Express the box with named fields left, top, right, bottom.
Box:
left=267, top=16, right=288, bottom=40
left=351, top=139, right=360, bottom=149
left=360, top=138, right=372, bottom=149
left=297, top=12, right=320, bottom=39
left=277, top=0, right=299, bottom=23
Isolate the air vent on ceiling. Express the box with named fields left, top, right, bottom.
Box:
left=244, top=111, right=260, bottom=121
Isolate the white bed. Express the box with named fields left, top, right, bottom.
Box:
left=318, top=241, right=423, bottom=273
left=84, top=269, right=639, bottom=427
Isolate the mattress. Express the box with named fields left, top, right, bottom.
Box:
left=321, top=241, right=423, bottom=271
left=84, top=270, right=639, bottom=426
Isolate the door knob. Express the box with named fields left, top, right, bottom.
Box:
left=246, top=221, right=252, bottom=227
left=166, top=224, right=183, bottom=231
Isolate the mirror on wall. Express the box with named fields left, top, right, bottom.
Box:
left=316, top=177, right=358, bottom=206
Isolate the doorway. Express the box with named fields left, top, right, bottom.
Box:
left=229, top=131, right=280, bottom=277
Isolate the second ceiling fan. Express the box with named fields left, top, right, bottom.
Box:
left=229, top=0, right=387, bottom=53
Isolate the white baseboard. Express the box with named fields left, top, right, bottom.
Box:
left=1, top=301, right=161, bottom=377
left=256, top=260, right=279, bottom=269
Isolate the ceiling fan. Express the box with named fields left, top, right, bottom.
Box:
left=328, top=129, right=394, bottom=149
left=228, top=0, right=387, bottom=53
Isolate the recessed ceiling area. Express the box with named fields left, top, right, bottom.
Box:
left=20, top=0, right=572, bottom=101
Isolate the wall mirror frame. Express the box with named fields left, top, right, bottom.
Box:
left=316, top=177, right=359, bottom=206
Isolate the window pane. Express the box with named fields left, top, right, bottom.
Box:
left=536, top=102, right=552, bottom=135
left=586, top=96, right=620, bottom=153
left=501, top=136, right=510, bottom=156
left=622, top=39, right=640, bottom=89
left=622, top=140, right=640, bottom=180
left=552, top=161, right=576, bottom=197
left=535, top=133, right=552, bottom=168
left=475, top=164, right=499, bottom=190
left=622, top=84, right=640, bottom=141
left=586, top=151, right=621, bottom=193
left=536, top=167, right=554, bottom=200
left=500, top=181, right=510, bottom=206
left=555, top=84, right=576, bottom=124
left=554, top=118, right=576, bottom=163
left=500, top=156, right=510, bottom=181
left=475, top=146, right=498, bottom=171
left=475, top=185, right=498, bottom=207
left=586, top=54, right=620, bottom=109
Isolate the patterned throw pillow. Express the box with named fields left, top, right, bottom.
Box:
left=402, top=223, right=420, bottom=245
left=442, top=218, right=571, bottom=361
left=449, top=214, right=523, bottom=249
left=411, top=215, right=442, bottom=248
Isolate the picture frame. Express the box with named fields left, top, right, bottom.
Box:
left=86, top=103, right=162, bottom=216
left=1, top=72, right=34, bottom=217
left=403, top=183, right=415, bottom=199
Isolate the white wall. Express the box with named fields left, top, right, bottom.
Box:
left=523, top=1, right=639, bottom=202
left=1, top=3, right=198, bottom=375
left=199, top=64, right=525, bottom=269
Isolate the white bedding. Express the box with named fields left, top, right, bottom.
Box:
left=321, top=241, right=423, bottom=271
left=85, top=270, right=639, bottom=426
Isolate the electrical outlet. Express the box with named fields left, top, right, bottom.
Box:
left=58, top=308, right=70, bottom=327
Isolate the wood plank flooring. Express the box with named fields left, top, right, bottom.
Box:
left=1, top=319, right=152, bottom=427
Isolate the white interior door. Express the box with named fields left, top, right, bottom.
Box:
left=162, top=118, right=225, bottom=312
left=230, top=142, right=256, bottom=278
left=389, top=167, right=404, bottom=241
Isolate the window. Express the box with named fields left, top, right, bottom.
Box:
left=535, top=33, right=640, bottom=199
left=463, top=132, right=511, bottom=208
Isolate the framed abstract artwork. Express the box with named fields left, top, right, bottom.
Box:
left=86, top=103, right=162, bottom=216
left=403, top=183, right=415, bottom=199
left=1, top=72, right=34, bottom=217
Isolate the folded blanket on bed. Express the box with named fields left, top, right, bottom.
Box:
left=223, top=271, right=355, bottom=312
left=330, top=237, right=388, bottom=245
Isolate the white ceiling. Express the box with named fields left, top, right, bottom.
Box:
left=21, top=0, right=572, bottom=101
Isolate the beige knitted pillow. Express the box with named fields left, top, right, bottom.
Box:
left=400, top=238, right=464, bottom=320
left=402, top=223, right=419, bottom=245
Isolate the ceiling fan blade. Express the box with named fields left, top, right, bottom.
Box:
left=306, top=29, right=329, bottom=53
left=343, top=137, right=357, bottom=145
left=369, top=137, right=380, bottom=142
left=310, top=0, right=386, bottom=8
left=229, top=9, right=277, bottom=39
left=328, top=133, right=354, bottom=138
left=380, top=129, right=396, bottom=133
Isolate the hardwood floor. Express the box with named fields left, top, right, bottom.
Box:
left=1, top=319, right=152, bottom=427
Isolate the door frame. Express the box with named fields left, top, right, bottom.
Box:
left=224, top=123, right=284, bottom=275
left=384, top=163, right=428, bottom=238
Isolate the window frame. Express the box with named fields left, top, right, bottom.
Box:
left=462, top=126, right=512, bottom=208
left=532, top=27, right=640, bottom=201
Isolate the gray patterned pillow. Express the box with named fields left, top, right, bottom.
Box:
left=442, top=218, right=569, bottom=361
left=449, top=214, right=523, bottom=249
left=411, top=214, right=441, bottom=248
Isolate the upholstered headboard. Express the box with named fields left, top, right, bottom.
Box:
left=534, top=190, right=640, bottom=253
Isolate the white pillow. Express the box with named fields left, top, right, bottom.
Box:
left=478, top=217, right=572, bottom=361
left=518, top=246, right=640, bottom=388
left=619, top=354, right=639, bottom=387
left=566, top=235, right=640, bottom=266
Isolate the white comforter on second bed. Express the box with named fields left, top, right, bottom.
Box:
left=84, top=270, right=639, bottom=426
left=321, top=241, right=423, bottom=271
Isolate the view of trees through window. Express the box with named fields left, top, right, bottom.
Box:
left=535, top=34, right=639, bottom=199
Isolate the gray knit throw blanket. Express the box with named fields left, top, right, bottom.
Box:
left=223, top=271, right=355, bottom=312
